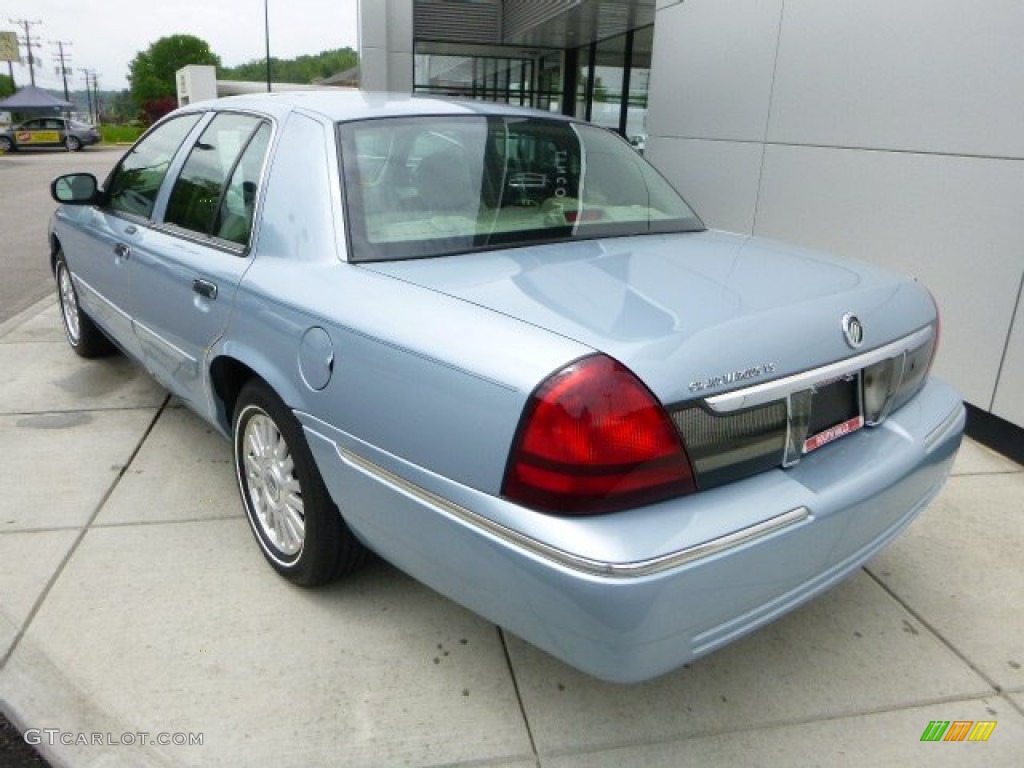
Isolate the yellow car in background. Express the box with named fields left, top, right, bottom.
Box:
left=0, top=117, right=100, bottom=152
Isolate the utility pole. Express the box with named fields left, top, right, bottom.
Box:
left=263, top=0, right=272, bottom=92
left=80, top=69, right=94, bottom=123
left=52, top=40, right=72, bottom=101
left=9, top=18, right=42, bottom=86
left=90, top=71, right=101, bottom=123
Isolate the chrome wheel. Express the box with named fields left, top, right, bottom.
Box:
left=233, top=380, right=367, bottom=585
left=57, top=262, right=81, bottom=344
left=240, top=409, right=305, bottom=557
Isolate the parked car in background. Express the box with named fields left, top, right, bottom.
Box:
left=46, top=92, right=964, bottom=682
left=0, top=116, right=100, bottom=152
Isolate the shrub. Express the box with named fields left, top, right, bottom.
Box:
left=100, top=124, right=145, bottom=144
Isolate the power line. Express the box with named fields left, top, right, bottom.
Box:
left=51, top=40, right=73, bottom=101
left=80, top=68, right=96, bottom=123
left=8, top=18, right=42, bottom=86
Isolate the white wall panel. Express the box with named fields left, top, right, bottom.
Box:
left=358, top=0, right=388, bottom=48
left=359, top=0, right=413, bottom=92
left=992, top=286, right=1024, bottom=425
left=387, top=1, right=415, bottom=53
left=646, top=137, right=764, bottom=235
left=648, top=0, right=783, bottom=142
left=754, top=144, right=1024, bottom=407
left=768, top=0, right=1024, bottom=158
left=359, top=47, right=388, bottom=91
left=388, top=52, right=414, bottom=92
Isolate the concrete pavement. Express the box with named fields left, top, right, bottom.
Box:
left=0, top=297, right=1022, bottom=767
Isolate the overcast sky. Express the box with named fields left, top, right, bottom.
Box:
left=2, top=0, right=359, bottom=92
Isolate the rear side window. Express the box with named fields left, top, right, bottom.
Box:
left=165, top=113, right=269, bottom=244
left=214, top=122, right=272, bottom=245
left=106, top=114, right=202, bottom=219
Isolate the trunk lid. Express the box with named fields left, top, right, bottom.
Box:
left=362, top=230, right=934, bottom=404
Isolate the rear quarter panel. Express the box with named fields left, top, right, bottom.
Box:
left=214, top=108, right=590, bottom=495
left=221, top=257, right=590, bottom=494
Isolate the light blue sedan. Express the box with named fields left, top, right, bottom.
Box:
left=48, top=92, right=964, bottom=682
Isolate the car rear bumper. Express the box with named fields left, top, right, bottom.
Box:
left=300, top=377, right=964, bottom=683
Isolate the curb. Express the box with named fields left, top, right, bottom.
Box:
left=0, top=296, right=55, bottom=340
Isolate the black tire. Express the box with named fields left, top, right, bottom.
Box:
left=65, top=135, right=82, bottom=152
left=0, top=136, right=13, bottom=152
left=55, top=251, right=116, bottom=358
left=233, top=380, right=367, bottom=586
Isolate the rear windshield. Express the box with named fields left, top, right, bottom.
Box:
left=338, top=115, right=703, bottom=262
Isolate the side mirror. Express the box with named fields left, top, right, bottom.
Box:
left=51, top=173, right=101, bottom=205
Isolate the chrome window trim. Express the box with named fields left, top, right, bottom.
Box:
left=149, top=221, right=249, bottom=256
left=705, top=325, right=934, bottom=414
left=337, top=446, right=810, bottom=579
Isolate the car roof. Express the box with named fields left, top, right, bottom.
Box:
left=181, top=90, right=576, bottom=124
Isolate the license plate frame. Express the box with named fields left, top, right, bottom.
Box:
left=802, top=373, right=864, bottom=454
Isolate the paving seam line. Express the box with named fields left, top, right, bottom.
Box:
left=862, top=566, right=1005, bottom=695
left=0, top=394, right=171, bottom=670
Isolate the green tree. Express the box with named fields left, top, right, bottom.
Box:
left=128, top=34, right=220, bottom=104
left=106, top=89, right=137, bottom=122
left=0, top=72, right=14, bottom=99
left=220, top=47, right=357, bottom=84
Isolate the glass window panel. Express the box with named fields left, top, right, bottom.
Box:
left=106, top=114, right=202, bottom=219
left=214, top=122, right=272, bottom=245
left=575, top=45, right=591, bottom=120
left=537, top=52, right=562, bottom=113
left=626, top=25, right=654, bottom=150
left=165, top=113, right=262, bottom=236
left=591, top=33, right=627, bottom=131
left=339, top=115, right=702, bottom=263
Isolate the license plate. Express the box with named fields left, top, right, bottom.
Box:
left=803, top=374, right=863, bottom=454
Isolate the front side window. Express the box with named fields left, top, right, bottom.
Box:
left=338, top=115, right=702, bottom=262
left=164, top=113, right=267, bottom=243
left=106, top=113, right=202, bottom=219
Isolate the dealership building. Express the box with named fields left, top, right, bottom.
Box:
left=355, top=0, right=1024, bottom=439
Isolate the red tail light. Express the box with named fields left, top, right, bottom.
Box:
left=502, top=355, right=696, bottom=515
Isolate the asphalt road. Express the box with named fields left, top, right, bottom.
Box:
left=0, top=147, right=121, bottom=324
left=0, top=712, right=50, bottom=767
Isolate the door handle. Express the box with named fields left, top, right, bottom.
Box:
left=114, top=243, right=131, bottom=260
left=192, top=278, right=218, bottom=300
